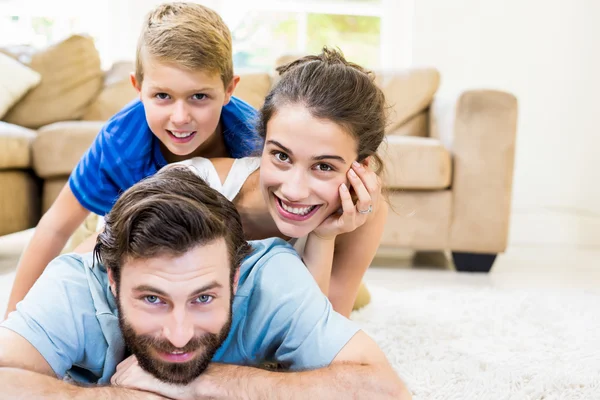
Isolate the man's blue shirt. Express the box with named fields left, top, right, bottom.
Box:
left=1, top=238, right=360, bottom=384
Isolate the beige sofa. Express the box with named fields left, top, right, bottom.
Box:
left=0, top=36, right=517, bottom=272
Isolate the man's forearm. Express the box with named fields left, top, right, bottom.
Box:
left=197, top=363, right=410, bottom=400
left=0, top=368, right=166, bottom=400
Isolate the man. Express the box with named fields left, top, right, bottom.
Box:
left=0, top=168, right=410, bottom=399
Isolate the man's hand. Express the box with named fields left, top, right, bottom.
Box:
left=112, top=355, right=193, bottom=400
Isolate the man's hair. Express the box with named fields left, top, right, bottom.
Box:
left=94, top=167, right=251, bottom=286
left=135, top=2, right=233, bottom=87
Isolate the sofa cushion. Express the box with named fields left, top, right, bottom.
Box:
left=379, top=135, right=451, bottom=190
left=0, top=53, right=41, bottom=119
left=33, top=121, right=103, bottom=178
left=0, top=122, right=36, bottom=169
left=388, top=111, right=428, bottom=137
left=375, top=68, right=440, bottom=134
left=83, top=61, right=137, bottom=121
left=3, top=35, right=104, bottom=129
left=234, top=73, right=272, bottom=110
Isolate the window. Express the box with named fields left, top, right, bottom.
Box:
left=0, top=0, right=109, bottom=63
left=221, top=0, right=412, bottom=71
left=0, top=0, right=412, bottom=71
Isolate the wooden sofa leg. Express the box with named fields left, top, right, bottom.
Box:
left=451, top=252, right=497, bottom=273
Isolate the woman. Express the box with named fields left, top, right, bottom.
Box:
left=172, top=47, right=388, bottom=317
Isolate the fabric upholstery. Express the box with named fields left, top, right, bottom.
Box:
left=380, top=136, right=452, bottom=190
left=0, top=53, right=41, bottom=119
left=33, top=121, right=103, bottom=178
left=3, top=35, right=103, bottom=128
left=0, top=122, right=36, bottom=169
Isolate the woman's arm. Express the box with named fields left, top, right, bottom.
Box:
left=330, top=199, right=388, bottom=317
left=304, top=161, right=385, bottom=317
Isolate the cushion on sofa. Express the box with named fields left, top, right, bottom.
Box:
left=0, top=53, right=41, bottom=119
left=0, top=122, right=36, bottom=169
left=233, top=73, right=272, bottom=110
left=387, top=111, right=428, bottom=137
left=32, top=121, right=104, bottom=178
left=379, top=135, right=451, bottom=190
left=3, top=35, right=104, bottom=129
left=82, top=61, right=137, bottom=121
left=375, top=68, right=440, bottom=134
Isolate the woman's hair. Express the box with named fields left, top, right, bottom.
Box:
left=257, top=47, right=388, bottom=175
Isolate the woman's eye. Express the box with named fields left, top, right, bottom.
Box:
left=316, top=163, right=333, bottom=172
left=191, top=93, right=207, bottom=100
left=155, top=93, right=170, bottom=100
left=145, top=295, right=162, bottom=304
left=274, top=151, right=290, bottom=162
left=195, top=295, right=213, bottom=304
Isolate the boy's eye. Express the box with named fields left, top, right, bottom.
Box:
left=191, top=93, right=207, bottom=100
left=144, top=295, right=162, bottom=304
left=316, top=163, right=333, bottom=172
left=155, top=93, right=170, bottom=100
left=195, top=295, right=213, bottom=304
left=273, top=151, right=290, bottom=163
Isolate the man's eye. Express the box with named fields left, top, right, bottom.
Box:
left=155, top=93, right=170, bottom=100
left=273, top=151, right=289, bottom=162
left=195, top=295, right=213, bottom=304
left=145, top=295, right=162, bottom=304
left=191, top=93, right=207, bottom=100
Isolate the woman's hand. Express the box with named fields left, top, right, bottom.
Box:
left=313, top=159, right=382, bottom=240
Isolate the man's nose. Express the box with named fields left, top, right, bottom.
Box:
left=162, top=307, right=194, bottom=349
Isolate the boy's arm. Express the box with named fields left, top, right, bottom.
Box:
left=3, top=184, right=89, bottom=318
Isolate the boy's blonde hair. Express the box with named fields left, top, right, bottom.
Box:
left=135, top=2, right=233, bottom=87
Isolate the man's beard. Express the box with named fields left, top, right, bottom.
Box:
left=118, top=304, right=232, bottom=385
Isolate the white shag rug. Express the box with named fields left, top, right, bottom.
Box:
left=351, top=285, right=600, bottom=400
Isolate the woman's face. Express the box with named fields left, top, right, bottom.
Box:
left=260, top=104, right=359, bottom=238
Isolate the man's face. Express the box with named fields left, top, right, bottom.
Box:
left=109, top=238, right=236, bottom=384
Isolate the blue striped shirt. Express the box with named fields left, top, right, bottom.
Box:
left=69, top=97, right=261, bottom=215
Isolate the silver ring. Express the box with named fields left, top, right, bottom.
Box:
left=357, top=205, right=373, bottom=214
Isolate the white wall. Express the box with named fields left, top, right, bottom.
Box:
left=412, top=0, right=600, bottom=248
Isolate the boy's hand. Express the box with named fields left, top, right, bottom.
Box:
left=313, top=159, right=381, bottom=240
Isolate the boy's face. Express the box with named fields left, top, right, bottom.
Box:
left=132, top=57, right=239, bottom=159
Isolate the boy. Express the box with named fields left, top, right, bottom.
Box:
left=4, top=2, right=262, bottom=318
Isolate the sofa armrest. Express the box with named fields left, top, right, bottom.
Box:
left=0, top=122, right=36, bottom=170
left=430, top=90, right=518, bottom=253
